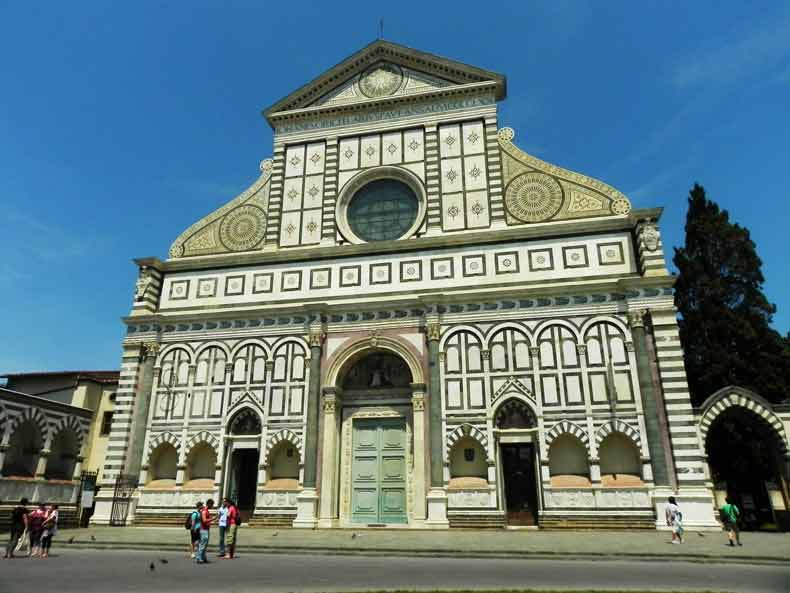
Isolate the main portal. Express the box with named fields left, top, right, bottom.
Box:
left=350, top=418, right=408, bottom=524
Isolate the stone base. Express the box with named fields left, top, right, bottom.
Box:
left=653, top=486, right=720, bottom=531
left=425, top=488, right=449, bottom=528
left=292, top=488, right=319, bottom=528
left=90, top=491, right=116, bottom=526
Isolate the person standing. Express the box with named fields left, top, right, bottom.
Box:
left=665, top=496, right=684, bottom=544
left=223, top=499, right=240, bottom=560
left=3, top=498, right=28, bottom=559
left=216, top=499, right=229, bottom=557
left=195, top=499, right=214, bottom=564
left=720, top=496, right=742, bottom=547
left=188, top=502, right=203, bottom=559
left=27, top=503, right=46, bottom=557
left=40, top=504, right=59, bottom=559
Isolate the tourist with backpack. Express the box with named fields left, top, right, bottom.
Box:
left=720, top=496, right=742, bottom=547
left=195, top=498, right=214, bottom=564
left=186, top=502, right=202, bottom=559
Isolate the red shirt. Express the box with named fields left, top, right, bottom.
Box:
left=228, top=505, right=240, bottom=526
left=199, top=507, right=211, bottom=530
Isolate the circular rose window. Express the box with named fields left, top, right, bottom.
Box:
left=347, top=179, right=419, bottom=242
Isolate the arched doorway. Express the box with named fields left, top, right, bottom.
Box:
left=493, top=397, right=539, bottom=526
left=225, top=408, right=262, bottom=515
left=700, top=388, right=789, bottom=531
left=320, top=340, right=426, bottom=527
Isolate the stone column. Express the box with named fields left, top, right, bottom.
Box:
left=35, top=447, right=51, bottom=479
left=411, top=384, right=427, bottom=522
left=294, top=328, right=323, bottom=528
left=126, top=341, right=160, bottom=479
left=317, top=388, right=340, bottom=527
left=629, top=309, right=671, bottom=486
left=425, top=319, right=448, bottom=527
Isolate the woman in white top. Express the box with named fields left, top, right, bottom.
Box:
left=665, top=496, right=683, bottom=544
left=40, top=504, right=59, bottom=559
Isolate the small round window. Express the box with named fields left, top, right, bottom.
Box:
left=347, top=179, right=419, bottom=242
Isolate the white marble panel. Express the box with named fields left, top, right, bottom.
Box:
left=403, top=128, right=424, bottom=162
left=541, top=376, right=559, bottom=405
left=465, top=190, right=489, bottom=229
left=304, top=142, right=325, bottom=176
left=463, top=154, right=487, bottom=191
left=280, top=211, right=302, bottom=247
left=381, top=131, right=402, bottom=164
left=439, top=124, right=461, bottom=158
left=284, top=145, right=305, bottom=178
left=301, top=209, right=322, bottom=245
left=441, top=157, right=463, bottom=194
left=338, top=138, right=359, bottom=171
left=462, top=121, right=485, bottom=155
left=337, top=170, right=357, bottom=193
left=400, top=161, right=425, bottom=182
left=359, top=135, right=380, bottom=168
left=282, top=177, right=303, bottom=212
left=442, top=193, right=466, bottom=231
left=302, top=175, right=324, bottom=209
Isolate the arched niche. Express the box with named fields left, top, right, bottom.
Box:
left=448, top=437, right=488, bottom=489
left=2, top=419, right=43, bottom=477
left=45, top=429, right=80, bottom=480
left=548, top=434, right=591, bottom=488
left=265, top=441, right=300, bottom=490
left=147, top=443, right=178, bottom=487
left=599, top=433, right=643, bottom=487
left=184, top=442, right=217, bottom=489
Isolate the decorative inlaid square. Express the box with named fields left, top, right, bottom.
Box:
left=370, top=263, right=392, bottom=285
left=252, top=272, right=273, bottom=294
left=281, top=271, right=302, bottom=292
left=197, top=278, right=217, bottom=298
left=400, top=260, right=422, bottom=282
left=339, top=265, right=361, bottom=287
left=224, top=275, right=245, bottom=296
left=430, top=257, right=454, bottom=280
left=310, top=268, right=332, bottom=289
left=495, top=251, right=520, bottom=274
left=169, top=279, right=190, bottom=300
left=462, top=254, right=486, bottom=277
left=597, top=242, right=625, bottom=266
left=562, top=245, right=589, bottom=269
left=528, top=248, right=554, bottom=272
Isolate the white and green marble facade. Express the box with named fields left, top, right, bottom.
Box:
left=92, top=41, right=737, bottom=529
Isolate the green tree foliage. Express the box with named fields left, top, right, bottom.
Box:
left=673, top=183, right=790, bottom=406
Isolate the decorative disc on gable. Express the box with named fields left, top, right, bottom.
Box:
left=505, top=172, right=564, bottom=223
left=359, top=63, right=403, bottom=98
left=219, top=204, right=266, bottom=251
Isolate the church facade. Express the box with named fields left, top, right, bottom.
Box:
left=92, top=41, right=722, bottom=529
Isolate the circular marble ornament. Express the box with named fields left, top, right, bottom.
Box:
left=359, top=63, right=403, bottom=98
left=498, top=127, right=515, bottom=142
left=611, top=198, right=632, bottom=215
left=505, top=172, right=564, bottom=223
left=219, top=204, right=266, bottom=251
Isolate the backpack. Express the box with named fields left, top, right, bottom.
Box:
left=185, top=511, right=197, bottom=530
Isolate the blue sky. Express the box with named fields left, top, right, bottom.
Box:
left=1, top=1, right=789, bottom=373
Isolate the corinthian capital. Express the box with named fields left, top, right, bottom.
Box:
left=426, top=322, right=441, bottom=342
left=308, top=331, right=325, bottom=348
left=142, top=341, right=161, bottom=358
left=627, top=309, right=647, bottom=329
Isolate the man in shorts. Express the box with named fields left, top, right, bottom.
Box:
left=720, top=497, right=742, bottom=546
left=189, top=502, right=202, bottom=559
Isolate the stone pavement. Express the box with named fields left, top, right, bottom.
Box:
left=54, top=526, right=790, bottom=564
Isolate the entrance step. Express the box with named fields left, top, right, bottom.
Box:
left=539, top=515, right=655, bottom=530
left=247, top=514, right=296, bottom=528
left=448, top=512, right=506, bottom=529
left=133, top=512, right=184, bottom=527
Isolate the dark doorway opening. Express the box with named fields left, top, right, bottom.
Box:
left=501, top=443, right=539, bottom=526
left=229, top=449, right=259, bottom=516
left=706, top=407, right=788, bottom=531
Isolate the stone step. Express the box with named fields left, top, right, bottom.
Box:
left=540, top=516, right=655, bottom=530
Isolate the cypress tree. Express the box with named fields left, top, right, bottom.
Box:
left=673, top=183, right=790, bottom=405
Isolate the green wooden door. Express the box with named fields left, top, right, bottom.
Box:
left=351, top=418, right=407, bottom=524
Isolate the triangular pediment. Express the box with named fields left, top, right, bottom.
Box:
left=263, top=40, right=506, bottom=120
